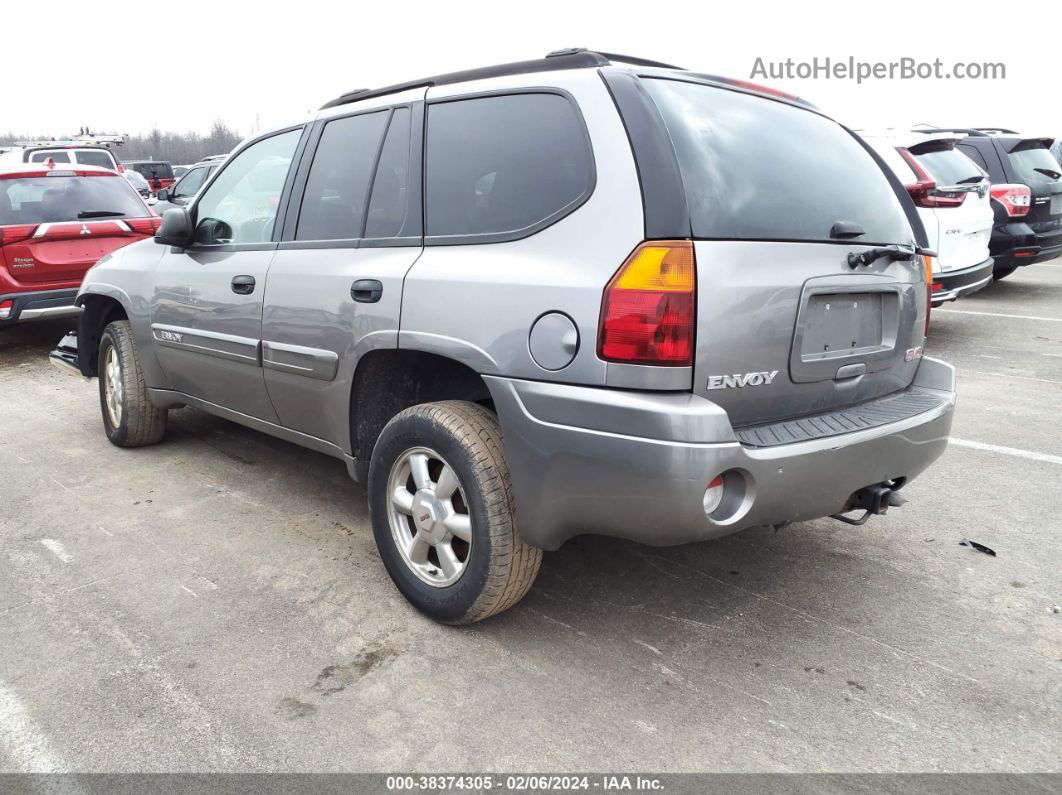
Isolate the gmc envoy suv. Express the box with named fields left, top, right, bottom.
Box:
left=51, top=50, right=956, bottom=624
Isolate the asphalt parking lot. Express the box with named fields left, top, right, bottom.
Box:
left=0, top=264, right=1059, bottom=774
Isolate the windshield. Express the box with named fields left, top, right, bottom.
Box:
left=0, top=175, right=147, bottom=225
left=1008, top=145, right=1062, bottom=186
left=644, top=79, right=912, bottom=245
left=913, top=148, right=985, bottom=185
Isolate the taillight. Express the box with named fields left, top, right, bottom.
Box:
left=990, top=184, right=1032, bottom=217
left=897, top=148, right=965, bottom=208
left=0, top=225, right=37, bottom=245
left=923, top=254, right=934, bottom=335
left=125, top=217, right=162, bottom=235
left=598, top=240, right=695, bottom=366
left=0, top=300, right=13, bottom=319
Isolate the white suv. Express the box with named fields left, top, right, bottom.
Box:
left=861, top=131, right=994, bottom=305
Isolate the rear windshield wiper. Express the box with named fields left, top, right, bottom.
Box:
left=847, top=244, right=915, bottom=269
left=1034, top=167, right=1062, bottom=180
left=77, top=210, right=126, bottom=219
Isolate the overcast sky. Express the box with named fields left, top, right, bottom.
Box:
left=6, top=0, right=1057, bottom=141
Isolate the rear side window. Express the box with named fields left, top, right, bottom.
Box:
left=425, top=93, right=593, bottom=242
left=1, top=175, right=146, bottom=224
left=75, top=149, right=116, bottom=169
left=914, top=148, right=986, bottom=185
left=295, top=110, right=389, bottom=241
left=644, top=79, right=911, bottom=245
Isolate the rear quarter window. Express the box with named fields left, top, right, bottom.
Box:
left=644, top=79, right=912, bottom=246
left=424, top=92, right=593, bottom=243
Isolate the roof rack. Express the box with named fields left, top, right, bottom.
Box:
left=13, top=133, right=127, bottom=149
left=973, top=127, right=1019, bottom=134
left=321, top=49, right=684, bottom=110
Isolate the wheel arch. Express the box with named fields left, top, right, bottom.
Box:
left=348, top=349, right=494, bottom=481
left=76, top=292, right=130, bottom=377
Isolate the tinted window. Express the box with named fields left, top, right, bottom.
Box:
left=1008, top=145, right=1062, bottom=187
left=914, top=148, right=985, bottom=184
left=296, top=111, right=388, bottom=241
left=1, top=175, right=146, bottom=224
left=75, top=149, right=115, bottom=169
left=194, top=129, right=301, bottom=245
left=425, top=93, right=592, bottom=240
left=130, top=162, right=174, bottom=180
left=173, top=166, right=207, bottom=198
left=956, top=143, right=991, bottom=174
left=30, top=151, right=70, bottom=163
left=645, top=79, right=911, bottom=245
left=365, top=108, right=412, bottom=239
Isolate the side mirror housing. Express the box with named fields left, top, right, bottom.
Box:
left=155, top=208, right=194, bottom=248
left=156, top=188, right=170, bottom=202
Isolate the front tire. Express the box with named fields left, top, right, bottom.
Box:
left=368, top=401, right=542, bottom=624
left=99, top=320, right=168, bottom=447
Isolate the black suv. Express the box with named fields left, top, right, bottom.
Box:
left=926, top=129, right=1062, bottom=279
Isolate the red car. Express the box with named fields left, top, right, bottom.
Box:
left=0, top=161, right=160, bottom=325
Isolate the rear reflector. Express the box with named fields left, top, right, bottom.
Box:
left=990, top=184, right=1032, bottom=217
left=0, top=225, right=38, bottom=244
left=923, top=255, right=934, bottom=335
left=0, top=300, right=13, bottom=320
left=598, top=241, right=695, bottom=366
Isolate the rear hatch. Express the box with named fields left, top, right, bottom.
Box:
left=0, top=170, right=155, bottom=286
left=1005, top=139, right=1062, bottom=246
left=643, top=78, right=927, bottom=427
left=906, top=141, right=992, bottom=272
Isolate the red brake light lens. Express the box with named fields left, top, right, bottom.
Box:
left=0, top=225, right=38, bottom=245
left=990, top=184, right=1032, bottom=217
left=125, top=217, right=162, bottom=235
left=598, top=241, right=695, bottom=366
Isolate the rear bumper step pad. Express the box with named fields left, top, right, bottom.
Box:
left=734, top=391, right=946, bottom=448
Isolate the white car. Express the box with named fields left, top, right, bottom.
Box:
left=862, top=131, right=994, bottom=305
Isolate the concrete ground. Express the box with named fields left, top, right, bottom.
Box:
left=0, top=264, right=1059, bottom=774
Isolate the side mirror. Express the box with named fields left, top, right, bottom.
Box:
left=156, top=188, right=170, bottom=202
left=155, top=208, right=194, bottom=247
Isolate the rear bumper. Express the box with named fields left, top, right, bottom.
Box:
left=991, top=223, right=1062, bottom=270
left=0, top=288, right=80, bottom=325
left=931, top=257, right=993, bottom=305
left=486, top=357, right=955, bottom=550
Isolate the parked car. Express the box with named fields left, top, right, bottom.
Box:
left=923, top=128, right=1062, bottom=279
left=123, top=167, right=154, bottom=199
left=51, top=49, right=954, bottom=623
left=121, top=160, right=176, bottom=192
left=152, top=155, right=225, bottom=214
left=0, top=162, right=160, bottom=325
left=0, top=143, right=122, bottom=172
left=860, top=131, right=993, bottom=305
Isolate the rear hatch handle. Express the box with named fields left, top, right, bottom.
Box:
left=847, top=244, right=916, bottom=269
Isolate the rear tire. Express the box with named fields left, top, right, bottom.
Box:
left=993, top=265, right=1018, bottom=281
left=368, top=401, right=542, bottom=624
left=99, top=320, right=168, bottom=447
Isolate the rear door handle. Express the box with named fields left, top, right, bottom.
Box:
left=351, top=279, right=383, bottom=303
left=231, top=275, right=255, bottom=295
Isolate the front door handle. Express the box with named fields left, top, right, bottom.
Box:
left=351, top=279, right=383, bottom=303
left=231, top=275, right=255, bottom=295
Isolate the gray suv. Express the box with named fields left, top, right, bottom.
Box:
left=51, top=50, right=956, bottom=624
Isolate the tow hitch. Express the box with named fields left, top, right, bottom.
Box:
left=831, top=481, right=907, bottom=526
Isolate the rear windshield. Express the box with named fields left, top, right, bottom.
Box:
left=30, top=151, right=70, bottom=163
left=914, top=148, right=986, bottom=185
left=644, top=79, right=912, bottom=245
left=75, top=149, right=116, bottom=169
left=130, top=162, right=174, bottom=179
left=0, top=175, right=146, bottom=225
left=1008, top=145, right=1062, bottom=187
